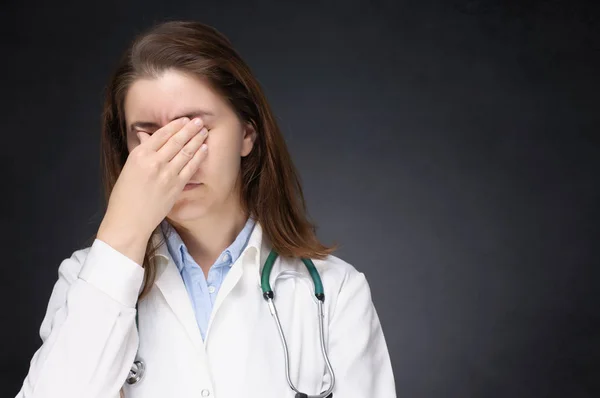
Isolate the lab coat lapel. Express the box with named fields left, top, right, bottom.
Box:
left=204, top=260, right=243, bottom=344
left=147, top=221, right=284, bottom=352
left=205, top=221, right=264, bottom=343
left=204, top=222, right=292, bottom=390
left=150, top=231, right=205, bottom=354
left=205, top=221, right=284, bottom=344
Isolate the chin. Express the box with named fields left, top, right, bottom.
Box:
left=168, top=198, right=213, bottom=222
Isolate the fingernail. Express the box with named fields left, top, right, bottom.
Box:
left=200, top=128, right=208, bottom=136
left=181, top=117, right=190, bottom=124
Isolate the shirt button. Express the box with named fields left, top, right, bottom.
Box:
left=201, top=389, right=211, bottom=397
left=222, top=252, right=230, bottom=261
left=208, top=285, right=216, bottom=294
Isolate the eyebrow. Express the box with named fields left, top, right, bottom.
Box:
left=128, top=110, right=215, bottom=133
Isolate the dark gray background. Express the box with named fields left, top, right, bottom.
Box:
left=1, top=0, right=598, bottom=397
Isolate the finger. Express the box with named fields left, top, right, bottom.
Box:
left=138, top=131, right=150, bottom=144
left=143, top=117, right=190, bottom=152
left=156, top=118, right=205, bottom=163
left=168, top=127, right=208, bottom=174
left=178, top=143, right=208, bottom=186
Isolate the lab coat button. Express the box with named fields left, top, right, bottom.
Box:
left=201, top=389, right=211, bottom=397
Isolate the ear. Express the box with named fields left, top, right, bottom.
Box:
left=240, top=121, right=257, bottom=157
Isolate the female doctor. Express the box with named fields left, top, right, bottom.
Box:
left=16, top=20, right=396, bottom=398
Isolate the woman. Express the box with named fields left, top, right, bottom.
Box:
left=17, top=20, right=396, bottom=398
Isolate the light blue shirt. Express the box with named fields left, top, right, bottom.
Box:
left=160, top=217, right=256, bottom=341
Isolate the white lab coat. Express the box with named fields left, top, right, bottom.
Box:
left=16, top=221, right=396, bottom=398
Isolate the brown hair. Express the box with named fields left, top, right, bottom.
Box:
left=89, top=19, right=337, bottom=300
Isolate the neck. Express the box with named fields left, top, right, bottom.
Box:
left=167, top=203, right=248, bottom=270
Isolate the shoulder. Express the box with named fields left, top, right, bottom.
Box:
left=312, top=253, right=372, bottom=302
left=281, top=251, right=367, bottom=297
left=314, top=253, right=361, bottom=279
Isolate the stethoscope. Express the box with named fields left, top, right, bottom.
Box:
left=126, top=249, right=335, bottom=398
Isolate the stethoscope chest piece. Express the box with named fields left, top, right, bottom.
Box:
left=126, top=359, right=145, bottom=385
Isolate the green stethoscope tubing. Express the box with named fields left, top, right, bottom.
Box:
left=260, top=249, right=325, bottom=297
left=261, top=249, right=335, bottom=398
left=129, top=249, right=336, bottom=397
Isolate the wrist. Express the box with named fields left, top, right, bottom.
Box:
left=97, top=221, right=150, bottom=266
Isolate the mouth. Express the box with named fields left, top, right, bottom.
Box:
left=183, top=183, right=203, bottom=191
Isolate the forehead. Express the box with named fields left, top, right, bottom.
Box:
left=124, top=69, right=226, bottom=127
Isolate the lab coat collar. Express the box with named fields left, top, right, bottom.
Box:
left=145, top=220, right=282, bottom=351
left=148, top=219, right=280, bottom=290
left=158, top=217, right=257, bottom=274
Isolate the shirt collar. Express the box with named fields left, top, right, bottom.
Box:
left=159, top=217, right=257, bottom=273
left=151, top=218, right=276, bottom=290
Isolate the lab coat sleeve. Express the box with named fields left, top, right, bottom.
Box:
left=15, top=238, right=145, bottom=398
left=324, top=270, right=397, bottom=397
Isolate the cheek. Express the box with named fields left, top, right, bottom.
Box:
left=205, top=127, right=243, bottom=157
left=203, top=132, right=243, bottom=173
left=126, top=134, right=139, bottom=153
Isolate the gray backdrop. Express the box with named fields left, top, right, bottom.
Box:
left=2, top=0, right=599, bottom=397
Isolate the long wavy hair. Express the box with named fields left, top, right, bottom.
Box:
left=89, top=20, right=337, bottom=301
